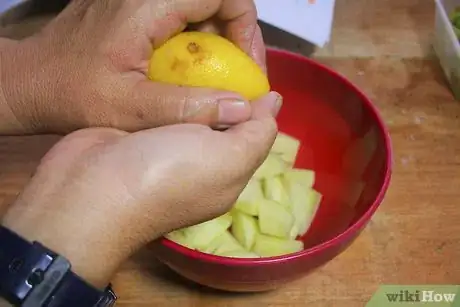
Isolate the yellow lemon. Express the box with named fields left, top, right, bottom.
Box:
left=148, top=31, right=270, bottom=101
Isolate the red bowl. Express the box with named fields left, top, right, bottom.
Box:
left=153, top=48, right=393, bottom=292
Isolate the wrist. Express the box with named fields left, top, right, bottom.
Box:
left=1, top=216, right=123, bottom=289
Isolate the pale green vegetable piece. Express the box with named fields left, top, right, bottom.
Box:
left=253, top=234, right=304, bottom=257
left=271, top=132, right=301, bottom=164
left=218, top=250, right=260, bottom=258
left=166, top=132, right=322, bottom=259
left=165, top=230, right=193, bottom=248
left=285, top=182, right=309, bottom=234
left=231, top=211, right=259, bottom=250
left=289, top=223, right=300, bottom=240
left=285, top=181, right=322, bottom=236
left=258, top=199, right=295, bottom=238
left=204, top=231, right=245, bottom=255
left=262, top=176, right=291, bottom=207
left=253, top=153, right=288, bottom=180
left=234, top=179, right=263, bottom=216
left=283, top=169, right=315, bottom=189
left=182, top=213, right=232, bottom=250
left=165, top=229, right=184, bottom=241
left=301, top=189, right=322, bottom=235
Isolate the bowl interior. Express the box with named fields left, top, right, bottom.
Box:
left=267, top=50, right=391, bottom=249
left=160, top=49, right=391, bottom=263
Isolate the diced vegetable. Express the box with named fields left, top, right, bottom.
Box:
left=284, top=180, right=322, bottom=236
left=253, top=234, right=304, bottom=257
left=205, top=231, right=245, bottom=255
left=283, top=169, right=315, bottom=189
left=450, top=8, right=460, bottom=39
left=262, top=176, right=291, bottom=207
left=234, top=179, right=263, bottom=216
left=253, top=154, right=288, bottom=180
left=182, top=213, right=232, bottom=250
left=218, top=250, right=260, bottom=258
left=300, top=190, right=322, bottom=236
left=231, top=210, right=258, bottom=250
left=271, top=132, right=301, bottom=164
left=166, top=132, right=324, bottom=258
left=165, top=230, right=193, bottom=248
left=258, top=199, right=295, bottom=238
left=289, top=223, right=300, bottom=240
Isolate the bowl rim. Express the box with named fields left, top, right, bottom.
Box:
left=160, top=48, right=393, bottom=266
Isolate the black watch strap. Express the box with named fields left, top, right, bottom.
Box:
left=46, top=272, right=116, bottom=307
left=0, top=226, right=117, bottom=307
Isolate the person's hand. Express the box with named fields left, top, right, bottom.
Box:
left=0, top=0, right=266, bottom=135
left=1, top=92, right=281, bottom=288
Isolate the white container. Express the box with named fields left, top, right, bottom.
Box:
left=434, top=0, right=460, bottom=99
left=254, top=0, right=336, bottom=48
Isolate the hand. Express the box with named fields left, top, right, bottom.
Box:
left=1, top=92, right=281, bottom=288
left=0, top=0, right=265, bottom=135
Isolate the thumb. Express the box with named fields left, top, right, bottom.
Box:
left=128, top=80, right=252, bottom=129
left=221, top=92, right=281, bottom=174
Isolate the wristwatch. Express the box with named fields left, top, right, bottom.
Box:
left=0, top=226, right=117, bottom=307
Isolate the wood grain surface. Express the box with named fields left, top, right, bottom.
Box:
left=1, top=1, right=459, bottom=306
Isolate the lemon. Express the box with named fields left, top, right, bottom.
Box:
left=148, top=31, right=270, bottom=101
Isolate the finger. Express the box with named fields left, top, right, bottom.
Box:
left=189, top=19, right=222, bottom=34
left=145, top=0, right=260, bottom=61
left=217, top=0, right=257, bottom=52
left=219, top=92, right=280, bottom=173
left=189, top=20, right=266, bottom=74
left=248, top=25, right=267, bottom=74
left=250, top=91, right=282, bottom=119
left=125, top=80, right=251, bottom=129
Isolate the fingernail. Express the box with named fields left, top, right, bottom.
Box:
left=263, top=91, right=283, bottom=117
left=218, top=99, right=251, bottom=125
left=273, top=92, right=283, bottom=116
left=215, top=124, right=231, bottom=131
